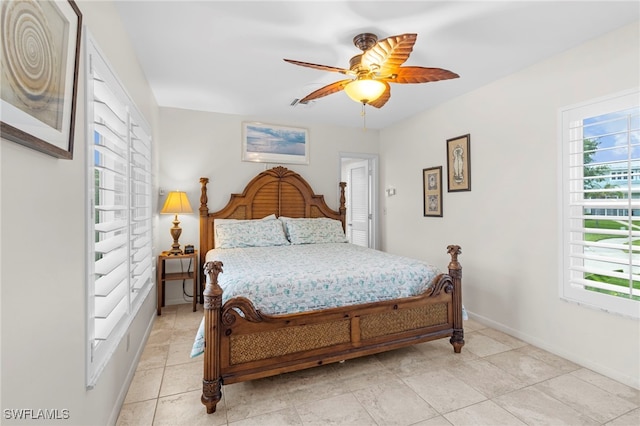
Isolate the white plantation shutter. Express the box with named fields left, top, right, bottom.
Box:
left=560, top=89, right=640, bottom=318
left=129, top=109, right=153, bottom=302
left=86, top=34, right=153, bottom=387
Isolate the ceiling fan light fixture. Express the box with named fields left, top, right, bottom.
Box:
left=344, top=78, right=385, bottom=104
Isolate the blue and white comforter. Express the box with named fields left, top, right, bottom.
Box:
left=191, top=243, right=442, bottom=357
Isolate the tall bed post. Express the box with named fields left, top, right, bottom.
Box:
left=199, top=177, right=210, bottom=288
left=201, top=261, right=224, bottom=414
left=447, top=244, right=465, bottom=353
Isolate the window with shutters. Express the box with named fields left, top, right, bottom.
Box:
left=559, top=89, right=640, bottom=318
left=85, top=34, right=153, bottom=387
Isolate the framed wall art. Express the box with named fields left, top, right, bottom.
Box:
left=446, top=134, right=471, bottom=192
left=423, top=166, right=443, bottom=217
left=0, top=0, right=82, bottom=159
left=242, top=122, right=309, bottom=165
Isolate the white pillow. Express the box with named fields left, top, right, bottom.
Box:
left=215, top=218, right=289, bottom=249
left=280, top=217, right=347, bottom=245
left=214, top=214, right=276, bottom=248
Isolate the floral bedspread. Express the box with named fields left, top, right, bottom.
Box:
left=191, top=243, right=442, bottom=357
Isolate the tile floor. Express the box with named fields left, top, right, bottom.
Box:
left=117, top=303, right=640, bottom=425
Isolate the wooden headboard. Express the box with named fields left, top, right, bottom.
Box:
left=199, top=166, right=346, bottom=271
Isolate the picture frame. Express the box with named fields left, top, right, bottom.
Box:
left=423, top=166, right=443, bottom=217
left=446, top=134, right=471, bottom=192
left=242, top=122, right=310, bottom=165
left=0, top=0, right=82, bottom=159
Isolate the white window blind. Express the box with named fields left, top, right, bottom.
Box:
left=86, top=34, right=153, bottom=387
left=560, top=89, right=640, bottom=318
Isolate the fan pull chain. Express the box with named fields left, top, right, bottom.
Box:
left=361, top=103, right=367, bottom=131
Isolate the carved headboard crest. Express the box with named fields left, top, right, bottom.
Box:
left=199, top=167, right=347, bottom=277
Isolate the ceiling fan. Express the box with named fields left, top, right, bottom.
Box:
left=284, top=33, right=459, bottom=108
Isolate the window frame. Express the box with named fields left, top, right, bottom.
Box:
left=558, top=88, right=640, bottom=319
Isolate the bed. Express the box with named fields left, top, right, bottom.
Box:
left=197, top=166, right=464, bottom=414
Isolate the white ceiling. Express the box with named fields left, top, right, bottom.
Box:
left=114, top=1, right=639, bottom=130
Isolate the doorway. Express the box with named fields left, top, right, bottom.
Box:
left=339, top=153, right=379, bottom=249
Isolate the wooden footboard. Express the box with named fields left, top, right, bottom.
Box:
left=201, top=245, right=464, bottom=414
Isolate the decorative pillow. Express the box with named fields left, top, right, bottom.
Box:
left=214, top=214, right=277, bottom=248
left=280, top=217, right=348, bottom=245
left=215, top=218, right=289, bottom=249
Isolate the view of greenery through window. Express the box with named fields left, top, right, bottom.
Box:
left=581, top=107, right=640, bottom=301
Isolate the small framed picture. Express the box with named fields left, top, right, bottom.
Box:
left=423, top=166, right=443, bottom=217
left=241, top=122, right=309, bottom=164
left=446, top=134, right=471, bottom=192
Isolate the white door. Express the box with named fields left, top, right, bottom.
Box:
left=346, top=159, right=370, bottom=247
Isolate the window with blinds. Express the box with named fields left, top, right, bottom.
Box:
left=560, top=89, right=640, bottom=318
left=86, top=34, right=153, bottom=387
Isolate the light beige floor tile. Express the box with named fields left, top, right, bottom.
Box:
left=494, top=386, right=600, bottom=425
left=116, top=399, right=156, bottom=426
left=146, top=327, right=174, bottom=347
left=449, top=358, right=526, bottom=398
left=414, top=337, right=479, bottom=366
left=515, top=345, right=581, bottom=374
left=333, top=355, right=397, bottom=392
left=463, top=319, right=486, bottom=332
left=124, top=367, right=164, bottom=404
left=117, top=305, right=638, bottom=426
left=571, top=368, right=640, bottom=406
left=166, top=341, right=201, bottom=366
left=228, top=407, right=302, bottom=426
left=223, top=376, right=294, bottom=422
left=159, top=360, right=202, bottom=397
left=153, top=312, right=177, bottom=331
left=375, top=345, right=439, bottom=377
left=296, top=393, right=377, bottom=425
left=463, top=332, right=513, bottom=358
left=403, top=370, right=486, bottom=414
left=534, top=374, right=638, bottom=423
left=137, top=343, right=170, bottom=371
left=280, top=364, right=349, bottom=405
left=353, top=378, right=439, bottom=426
left=605, top=408, right=640, bottom=426
left=485, top=350, right=561, bottom=386
left=154, top=389, right=226, bottom=426
left=444, top=400, right=527, bottom=425
left=412, top=416, right=454, bottom=426
left=170, top=327, right=199, bottom=346
left=476, top=328, right=528, bottom=350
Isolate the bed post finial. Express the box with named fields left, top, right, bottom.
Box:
left=446, top=244, right=461, bottom=272
left=199, top=177, right=209, bottom=216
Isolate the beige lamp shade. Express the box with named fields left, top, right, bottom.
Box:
left=161, top=191, right=193, bottom=215
left=344, top=79, right=386, bottom=104
left=161, top=191, right=193, bottom=255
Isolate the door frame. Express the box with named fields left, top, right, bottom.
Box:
left=339, top=152, right=379, bottom=250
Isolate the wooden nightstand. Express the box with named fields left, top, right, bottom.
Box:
left=157, top=250, right=199, bottom=315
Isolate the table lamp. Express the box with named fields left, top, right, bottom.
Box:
left=161, top=191, right=193, bottom=255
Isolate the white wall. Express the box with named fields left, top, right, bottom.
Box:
left=157, top=108, right=380, bottom=304
left=1, top=1, right=160, bottom=425
left=380, top=21, right=640, bottom=389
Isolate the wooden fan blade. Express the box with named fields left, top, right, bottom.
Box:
left=284, top=59, right=351, bottom=74
left=382, top=66, right=460, bottom=84
left=361, top=33, right=417, bottom=76
left=367, top=82, right=391, bottom=109
left=299, top=79, right=352, bottom=103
